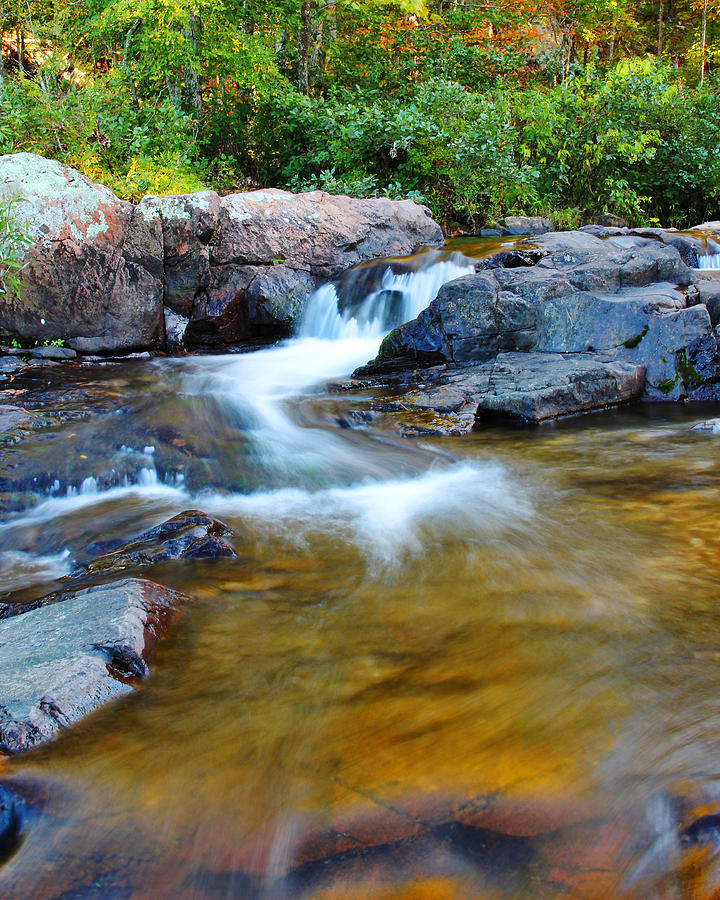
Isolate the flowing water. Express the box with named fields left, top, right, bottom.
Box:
left=2, top=242, right=720, bottom=899
left=696, top=237, right=720, bottom=270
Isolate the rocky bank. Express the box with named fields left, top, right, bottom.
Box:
left=0, top=153, right=441, bottom=352
left=353, top=227, right=720, bottom=426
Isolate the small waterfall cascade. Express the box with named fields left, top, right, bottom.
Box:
left=301, top=250, right=475, bottom=340
left=697, top=239, right=720, bottom=270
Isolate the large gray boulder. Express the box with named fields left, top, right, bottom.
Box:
left=0, top=154, right=442, bottom=351
left=0, top=154, right=164, bottom=353
left=0, top=578, right=192, bottom=753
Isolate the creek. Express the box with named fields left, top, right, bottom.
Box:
left=1, top=239, right=720, bottom=899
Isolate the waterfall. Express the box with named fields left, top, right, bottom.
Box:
left=697, top=240, right=720, bottom=270
left=301, top=251, right=475, bottom=340
left=697, top=253, right=720, bottom=270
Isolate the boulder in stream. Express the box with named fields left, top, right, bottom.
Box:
left=0, top=578, right=193, bottom=753
left=0, top=153, right=442, bottom=351
left=68, top=510, right=237, bottom=580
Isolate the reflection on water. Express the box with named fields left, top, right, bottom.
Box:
left=1, top=250, right=720, bottom=898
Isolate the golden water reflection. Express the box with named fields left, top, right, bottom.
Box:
left=2, top=402, right=720, bottom=898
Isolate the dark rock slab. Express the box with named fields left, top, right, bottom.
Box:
left=534, top=283, right=687, bottom=353
left=29, top=346, right=77, bottom=361
left=67, top=510, right=236, bottom=580
left=0, top=578, right=193, bottom=753
left=693, top=275, right=720, bottom=325
left=475, top=352, right=646, bottom=423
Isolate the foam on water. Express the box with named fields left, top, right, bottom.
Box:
left=302, top=252, right=475, bottom=340
left=0, top=549, right=72, bottom=592
left=697, top=239, right=720, bottom=270
left=697, top=252, right=720, bottom=270
left=201, top=462, right=530, bottom=566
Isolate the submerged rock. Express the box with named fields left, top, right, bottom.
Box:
left=67, top=510, right=237, bottom=580
left=0, top=405, right=35, bottom=435
left=0, top=578, right=192, bottom=753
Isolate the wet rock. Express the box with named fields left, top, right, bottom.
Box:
left=0, top=783, right=28, bottom=864
left=29, top=346, right=77, bottom=360
left=0, top=405, right=35, bottom=434
left=498, top=215, right=554, bottom=236
left=475, top=352, right=645, bottom=423
left=164, top=308, right=189, bottom=353
left=691, top=418, right=720, bottom=433
left=67, top=510, right=236, bottom=580
left=0, top=153, right=164, bottom=353
left=363, top=230, right=710, bottom=410
left=373, top=273, right=537, bottom=368
left=0, top=578, right=193, bottom=753
left=479, top=247, right=548, bottom=270
left=693, top=276, right=720, bottom=325
left=185, top=264, right=319, bottom=346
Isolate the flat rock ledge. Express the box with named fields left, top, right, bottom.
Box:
left=356, top=228, right=720, bottom=425
left=0, top=578, right=192, bottom=753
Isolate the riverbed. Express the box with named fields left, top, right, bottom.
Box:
left=1, top=242, right=720, bottom=899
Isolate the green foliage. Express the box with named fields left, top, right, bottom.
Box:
left=0, top=72, right=205, bottom=201
left=1, top=0, right=719, bottom=230
left=0, top=192, right=32, bottom=298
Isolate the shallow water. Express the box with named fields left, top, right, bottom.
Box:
left=2, top=245, right=720, bottom=899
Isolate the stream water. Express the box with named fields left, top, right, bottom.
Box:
left=2, top=240, right=720, bottom=899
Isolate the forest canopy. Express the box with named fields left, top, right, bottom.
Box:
left=0, top=0, right=718, bottom=228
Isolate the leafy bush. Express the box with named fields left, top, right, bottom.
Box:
left=0, top=192, right=32, bottom=298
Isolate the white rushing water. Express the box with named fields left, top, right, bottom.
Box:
left=175, top=251, right=476, bottom=482
left=1, top=250, right=535, bottom=574
left=697, top=239, right=720, bottom=270
left=697, top=253, right=720, bottom=270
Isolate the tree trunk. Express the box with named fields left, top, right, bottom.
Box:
left=167, top=75, right=182, bottom=110
left=701, top=0, right=707, bottom=85
left=657, top=0, right=663, bottom=56
left=298, top=0, right=312, bottom=94
left=184, top=10, right=202, bottom=115
left=276, top=28, right=288, bottom=68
